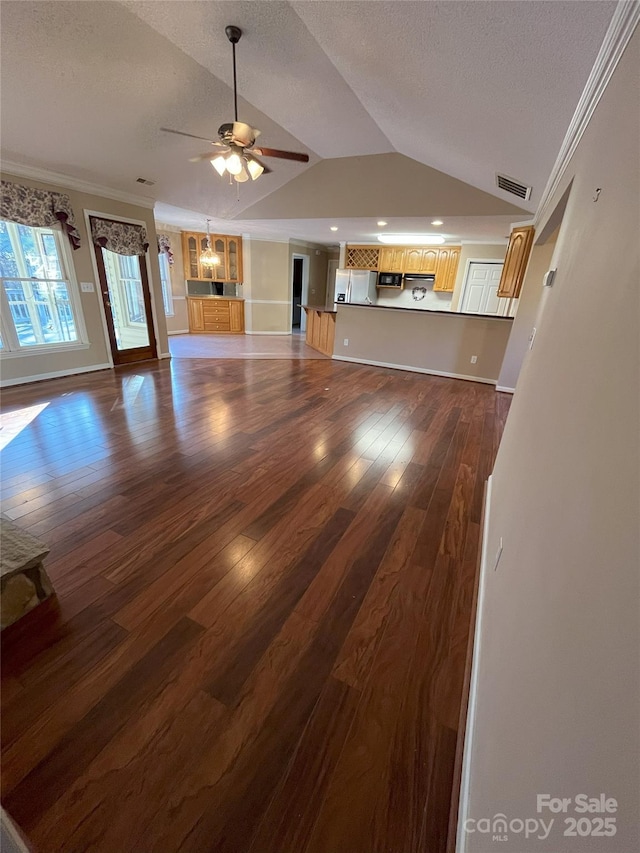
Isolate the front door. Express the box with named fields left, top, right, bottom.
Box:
left=460, top=262, right=507, bottom=315
left=94, top=246, right=157, bottom=364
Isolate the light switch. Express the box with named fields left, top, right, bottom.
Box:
left=81, top=282, right=95, bottom=292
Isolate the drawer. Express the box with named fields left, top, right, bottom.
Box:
left=204, top=321, right=231, bottom=332
left=203, top=305, right=230, bottom=316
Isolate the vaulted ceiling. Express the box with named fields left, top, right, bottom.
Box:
left=0, top=1, right=616, bottom=243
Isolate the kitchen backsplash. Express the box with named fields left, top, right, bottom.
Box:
left=376, top=285, right=453, bottom=311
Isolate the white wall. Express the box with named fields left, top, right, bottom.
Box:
left=496, top=239, right=556, bottom=391
left=460, top=22, right=639, bottom=853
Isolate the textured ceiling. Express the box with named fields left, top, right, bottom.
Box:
left=0, top=0, right=616, bottom=243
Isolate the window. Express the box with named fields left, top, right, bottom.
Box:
left=0, top=220, right=85, bottom=352
left=158, top=252, right=174, bottom=316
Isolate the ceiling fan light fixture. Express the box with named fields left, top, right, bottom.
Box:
left=234, top=163, right=250, bottom=183
left=246, top=158, right=264, bottom=181
left=226, top=152, right=243, bottom=176
left=211, top=155, right=227, bottom=176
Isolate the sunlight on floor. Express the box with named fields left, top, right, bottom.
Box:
left=0, top=402, right=50, bottom=451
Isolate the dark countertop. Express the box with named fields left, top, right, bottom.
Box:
left=337, top=302, right=514, bottom=321
left=301, top=303, right=338, bottom=314
left=186, top=295, right=245, bottom=301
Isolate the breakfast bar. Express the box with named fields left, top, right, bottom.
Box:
left=332, top=303, right=514, bottom=384
left=302, top=303, right=337, bottom=356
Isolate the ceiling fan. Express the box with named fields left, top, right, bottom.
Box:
left=161, top=25, right=309, bottom=183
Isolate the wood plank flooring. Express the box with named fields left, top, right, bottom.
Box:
left=0, top=357, right=510, bottom=852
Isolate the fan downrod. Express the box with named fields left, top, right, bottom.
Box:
left=225, top=25, right=242, bottom=44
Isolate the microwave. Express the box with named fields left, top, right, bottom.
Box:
left=377, top=272, right=403, bottom=288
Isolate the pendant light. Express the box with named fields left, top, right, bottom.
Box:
left=199, top=220, right=220, bottom=268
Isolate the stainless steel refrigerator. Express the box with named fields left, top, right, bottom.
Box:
left=334, top=269, right=378, bottom=305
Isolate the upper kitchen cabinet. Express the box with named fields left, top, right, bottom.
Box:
left=497, top=225, right=535, bottom=298
left=404, top=247, right=439, bottom=274
left=433, top=247, right=461, bottom=292
left=227, top=237, right=243, bottom=283
left=346, top=245, right=380, bottom=270
left=378, top=246, right=405, bottom=272
left=181, top=232, right=244, bottom=282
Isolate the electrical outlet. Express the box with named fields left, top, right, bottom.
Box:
left=343, top=338, right=349, bottom=346
left=81, top=282, right=95, bottom=292
left=494, top=537, right=504, bottom=571
left=529, top=327, right=537, bottom=350
left=470, top=355, right=477, bottom=364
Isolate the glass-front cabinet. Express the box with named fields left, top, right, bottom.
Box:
left=181, top=232, right=243, bottom=283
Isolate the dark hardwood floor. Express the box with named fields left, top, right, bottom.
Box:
left=0, top=357, right=510, bottom=853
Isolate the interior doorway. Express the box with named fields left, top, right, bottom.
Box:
left=94, top=245, right=157, bottom=364
left=460, top=261, right=507, bottom=316
left=291, top=254, right=309, bottom=332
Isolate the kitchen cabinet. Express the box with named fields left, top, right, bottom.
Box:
left=303, top=307, right=336, bottom=356
left=345, top=245, right=380, bottom=270
left=181, top=232, right=244, bottom=282
left=378, top=246, right=405, bottom=272
left=187, top=297, right=245, bottom=334
left=345, top=243, right=460, bottom=283
left=434, top=246, right=461, bottom=292
left=403, top=247, right=441, bottom=274
left=497, top=225, right=535, bottom=298
left=404, top=248, right=424, bottom=273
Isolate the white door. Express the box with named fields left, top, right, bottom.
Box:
left=460, top=262, right=507, bottom=315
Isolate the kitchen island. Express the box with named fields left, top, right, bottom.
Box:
left=302, top=303, right=337, bottom=356
left=332, top=303, right=513, bottom=385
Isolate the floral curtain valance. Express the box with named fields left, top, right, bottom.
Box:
left=0, top=180, right=82, bottom=250
left=157, top=233, right=174, bottom=265
left=90, top=216, right=148, bottom=256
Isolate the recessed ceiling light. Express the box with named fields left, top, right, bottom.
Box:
left=377, top=220, right=387, bottom=226
left=378, top=234, right=445, bottom=245
left=330, top=226, right=338, bottom=231
left=431, top=220, right=443, bottom=226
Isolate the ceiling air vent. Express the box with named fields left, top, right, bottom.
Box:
left=136, top=177, right=155, bottom=186
left=496, top=173, right=531, bottom=201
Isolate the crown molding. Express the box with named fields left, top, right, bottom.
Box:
left=0, top=159, right=156, bottom=209
left=534, top=0, right=640, bottom=229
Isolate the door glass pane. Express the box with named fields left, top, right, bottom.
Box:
left=102, top=250, right=150, bottom=351
left=228, top=239, right=237, bottom=280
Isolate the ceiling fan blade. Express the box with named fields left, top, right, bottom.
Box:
left=253, top=147, right=309, bottom=163
left=245, top=153, right=272, bottom=175
left=160, top=127, right=217, bottom=144
left=189, top=149, right=229, bottom=163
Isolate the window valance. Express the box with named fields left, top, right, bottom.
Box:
left=90, top=216, right=148, bottom=256
left=0, top=180, right=81, bottom=250
left=157, top=233, right=174, bottom=265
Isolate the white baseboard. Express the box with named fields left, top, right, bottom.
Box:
left=455, top=474, right=493, bottom=853
left=332, top=354, right=497, bottom=386
left=159, top=352, right=172, bottom=360
left=245, top=330, right=292, bottom=336
left=167, top=329, right=190, bottom=336
left=0, top=362, right=112, bottom=387
left=495, top=384, right=515, bottom=393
